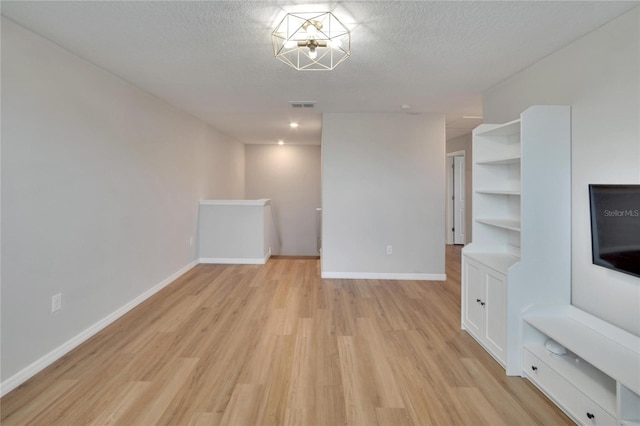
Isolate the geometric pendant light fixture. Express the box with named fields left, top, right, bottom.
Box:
left=272, top=12, right=351, bottom=70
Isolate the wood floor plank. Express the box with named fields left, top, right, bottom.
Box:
left=125, top=357, right=200, bottom=425
left=0, top=379, right=77, bottom=425
left=88, top=381, right=152, bottom=426
left=286, top=318, right=316, bottom=410
left=336, top=335, right=379, bottom=426
left=376, top=407, right=414, bottom=426
left=450, top=387, right=507, bottom=426
left=355, top=318, right=405, bottom=408
left=251, top=335, right=295, bottom=426
left=219, top=384, right=264, bottom=426
left=313, top=385, right=345, bottom=426
left=460, top=357, right=548, bottom=425
left=24, top=352, right=138, bottom=425
left=1, top=246, right=573, bottom=426
left=187, top=412, right=222, bottom=426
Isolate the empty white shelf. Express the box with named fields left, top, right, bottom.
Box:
left=475, top=218, right=521, bottom=232
left=474, top=118, right=521, bottom=137
left=475, top=155, right=521, bottom=165
left=475, top=189, right=521, bottom=195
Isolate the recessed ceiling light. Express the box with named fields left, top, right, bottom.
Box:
left=401, top=104, right=412, bottom=110
left=290, top=122, right=299, bottom=128
left=278, top=140, right=284, bottom=145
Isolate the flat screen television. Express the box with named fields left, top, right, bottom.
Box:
left=589, top=184, right=640, bottom=278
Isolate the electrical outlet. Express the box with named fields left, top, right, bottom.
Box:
left=386, top=245, right=393, bottom=255
left=51, top=293, right=62, bottom=313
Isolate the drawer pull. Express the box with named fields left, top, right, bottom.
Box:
left=586, top=412, right=594, bottom=420
left=476, top=299, right=481, bottom=303
left=480, top=302, right=486, bottom=306
left=531, top=365, right=538, bottom=371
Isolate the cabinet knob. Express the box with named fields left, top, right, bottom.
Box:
left=531, top=365, right=538, bottom=371
left=476, top=299, right=481, bottom=303
left=480, top=302, right=486, bottom=306
left=586, top=412, right=594, bottom=420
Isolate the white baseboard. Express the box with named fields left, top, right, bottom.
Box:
left=0, top=260, right=198, bottom=397
left=199, top=252, right=270, bottom=265
left=321, top=272, right=447, bottom=281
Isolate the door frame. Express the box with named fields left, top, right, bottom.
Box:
left=446, top=150, right=466, bottom=245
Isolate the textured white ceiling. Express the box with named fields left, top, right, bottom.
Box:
left=2, top=1, right=637, bottom=144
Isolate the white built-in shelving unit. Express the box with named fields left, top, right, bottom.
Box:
left=461, top=106, right=572, bottom=375
left=462, top=105, right=640, bottom=424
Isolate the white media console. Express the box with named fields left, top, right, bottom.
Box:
left=522, top=305, right=640, bottom=426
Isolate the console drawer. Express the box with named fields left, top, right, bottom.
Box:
left=523, top=349, right=616, bottom=426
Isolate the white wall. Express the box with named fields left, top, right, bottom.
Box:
left=446, top=133, right=473, bottom=245
left=0, top=18, right=245, bottom=387
left=198, top=200, right=270, bottom=263
left=245, top=144, right=321, bottom=256
left=321, top=113, right=446, bottom=279
left=196, top=130, right=245, bottom=201
left=483, top=7, right=640, bottom=335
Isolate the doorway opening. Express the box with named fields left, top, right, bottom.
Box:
left=446, top=151, right=466, bottom=245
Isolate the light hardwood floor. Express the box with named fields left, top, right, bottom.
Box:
left=1, top=246, right=572, bottom=425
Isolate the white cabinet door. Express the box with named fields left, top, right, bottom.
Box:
left=484, top=270, right=506, bottom=363
left=462, top=254, right=508, bottom=366
left=463, top=259, right=483, bottom=337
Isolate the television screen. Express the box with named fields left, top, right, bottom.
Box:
left=589, top=184, right=640, bottom=278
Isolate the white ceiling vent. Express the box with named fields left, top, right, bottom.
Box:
left=289, top=101, right=316, bottom=108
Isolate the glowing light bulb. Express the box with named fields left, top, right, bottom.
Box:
left=309, top=49, right=317, bottom=60
left=290, top=122, right=299, bottom=128
left=306, top=22, right=317, bottom=36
